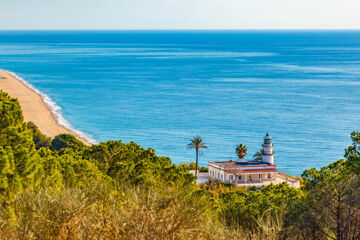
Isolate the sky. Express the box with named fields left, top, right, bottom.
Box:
left=0, top=0, right=359, bottom=30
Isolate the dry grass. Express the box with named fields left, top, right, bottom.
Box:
left=0, top=182, right=251, bottom=240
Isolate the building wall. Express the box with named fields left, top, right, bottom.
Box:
left=209, top=166, right=225, bottom=181
left=208, top=164, right=300, bottom=188
left=209, top=165, right=276, bottom=183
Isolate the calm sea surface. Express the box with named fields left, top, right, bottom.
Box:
left=1, top=30, right=360, bottom=175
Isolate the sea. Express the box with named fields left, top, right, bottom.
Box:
left=1, top=30, right=360, bottom=176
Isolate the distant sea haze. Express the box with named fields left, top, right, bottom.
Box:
left=1, top=30, right=360, bottom=176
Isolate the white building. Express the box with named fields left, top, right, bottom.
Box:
left=208, top=133, right=300, bottom=188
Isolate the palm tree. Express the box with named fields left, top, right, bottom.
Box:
left=187, top=136, right=208, bottom=176
left=253, top=150, right=262, bottom=162
left=235, top=144, right=247, bottom=160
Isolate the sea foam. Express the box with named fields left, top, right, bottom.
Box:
left=5, top=70, right=98, bottom=144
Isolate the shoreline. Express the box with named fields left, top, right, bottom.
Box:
left=0, top=70, right=94, bottom=146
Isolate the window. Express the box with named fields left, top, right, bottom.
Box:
left=221, top=174, right=223, bottom=180
left=259, top=174, right=262, bottom=179
left=230, top=175, right=233, bottom=181
left=238, top=176, right=242, bottom=180
left=268, top=173, right=271, bottom=179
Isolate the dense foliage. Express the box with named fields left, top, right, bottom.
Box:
left=1, top=90, right=360, bottom=239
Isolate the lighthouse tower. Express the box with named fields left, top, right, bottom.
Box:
left=262, top=133, right=275, bottom=165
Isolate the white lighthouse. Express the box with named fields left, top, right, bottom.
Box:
left=207, top=132, right=301, bottom=188
left=261, top=133, right=274, bottom=165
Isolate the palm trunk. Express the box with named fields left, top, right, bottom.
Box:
left=195, top=148, right=198, bottom=176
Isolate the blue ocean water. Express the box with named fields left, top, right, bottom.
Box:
left=1, top=30, right=360, bottom=176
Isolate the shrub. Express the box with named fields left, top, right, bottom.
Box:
left=51, top=134, right=86, bottom=152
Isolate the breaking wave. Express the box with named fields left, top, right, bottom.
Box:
left=5, top=70, right=97, bottom=144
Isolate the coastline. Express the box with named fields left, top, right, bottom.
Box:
left=0, top=70, right=94, bottom=146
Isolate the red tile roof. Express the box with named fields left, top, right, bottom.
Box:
left=209, top=160, right=275, bottom=169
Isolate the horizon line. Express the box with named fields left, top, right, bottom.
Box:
left=1, top=28, right=360, bottom=31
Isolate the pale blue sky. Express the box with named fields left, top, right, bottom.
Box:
left=0, top=0, right=359, bottom=30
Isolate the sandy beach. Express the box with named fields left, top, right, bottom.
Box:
left=0, top=70, right=92, bottom=146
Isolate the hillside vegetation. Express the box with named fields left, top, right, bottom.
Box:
left=1, top=90, right=360, bottom=240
